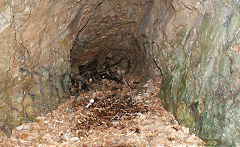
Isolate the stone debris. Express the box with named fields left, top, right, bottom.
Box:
left=0, top=73, right=205, bottom=146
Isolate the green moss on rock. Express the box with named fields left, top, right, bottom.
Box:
left=176, top=103, right=196, bottom=133
left=157, top=1, right=240, bottom=146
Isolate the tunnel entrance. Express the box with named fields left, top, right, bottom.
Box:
left=69, top=9, right=160, bottom=96
left=70, top=18, right=153, bottom=84
left=68, top=6, right=163, bottom=134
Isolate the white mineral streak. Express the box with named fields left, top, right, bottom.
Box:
left=0, top=2, right=11, bottom=33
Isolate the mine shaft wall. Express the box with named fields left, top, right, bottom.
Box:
left=0, top=0, right=239, bottom=146
left=0, top=0, right=98, bottom=135
left=142, top=0, right=240, bottom=146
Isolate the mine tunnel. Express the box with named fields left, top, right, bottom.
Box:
left=67, top=2, right=165, bottom=143
left=0, top=0, right=239, bottom=146
left=69, top=11, right=157, bottom=96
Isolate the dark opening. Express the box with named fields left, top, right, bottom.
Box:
left=68, top=4, right=162, bottom=133
left=70, top=13, right=161, bottom=95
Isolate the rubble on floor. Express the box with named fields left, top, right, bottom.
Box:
left=0, top=73, right=204, bottom=146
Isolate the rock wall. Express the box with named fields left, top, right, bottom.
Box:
left=143, top=0, right=240, bottom=145
left=0, top=0, right=101, bottom=136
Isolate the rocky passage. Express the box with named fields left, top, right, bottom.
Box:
left=0, top=61, right=205, bottom=146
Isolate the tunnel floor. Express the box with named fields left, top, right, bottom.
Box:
left=0, top=70, right=204, bottom=146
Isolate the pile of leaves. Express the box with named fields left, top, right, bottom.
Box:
left=70, top=54, right=151, bottom=136
left=71, top=76, right=150, bottom=136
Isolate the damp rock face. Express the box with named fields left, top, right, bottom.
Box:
left=142, top=0, right=240, bottom=146
left=0, top=0, right=96, bottom=135
left=0, top=0, right=239, bottom=146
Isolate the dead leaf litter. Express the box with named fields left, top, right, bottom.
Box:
left=0, top=75, right=204, bottom=146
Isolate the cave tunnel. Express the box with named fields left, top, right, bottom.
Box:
left=69, top=1, right=158, bottom=87
left=0, top=0, right=239, bottom=146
